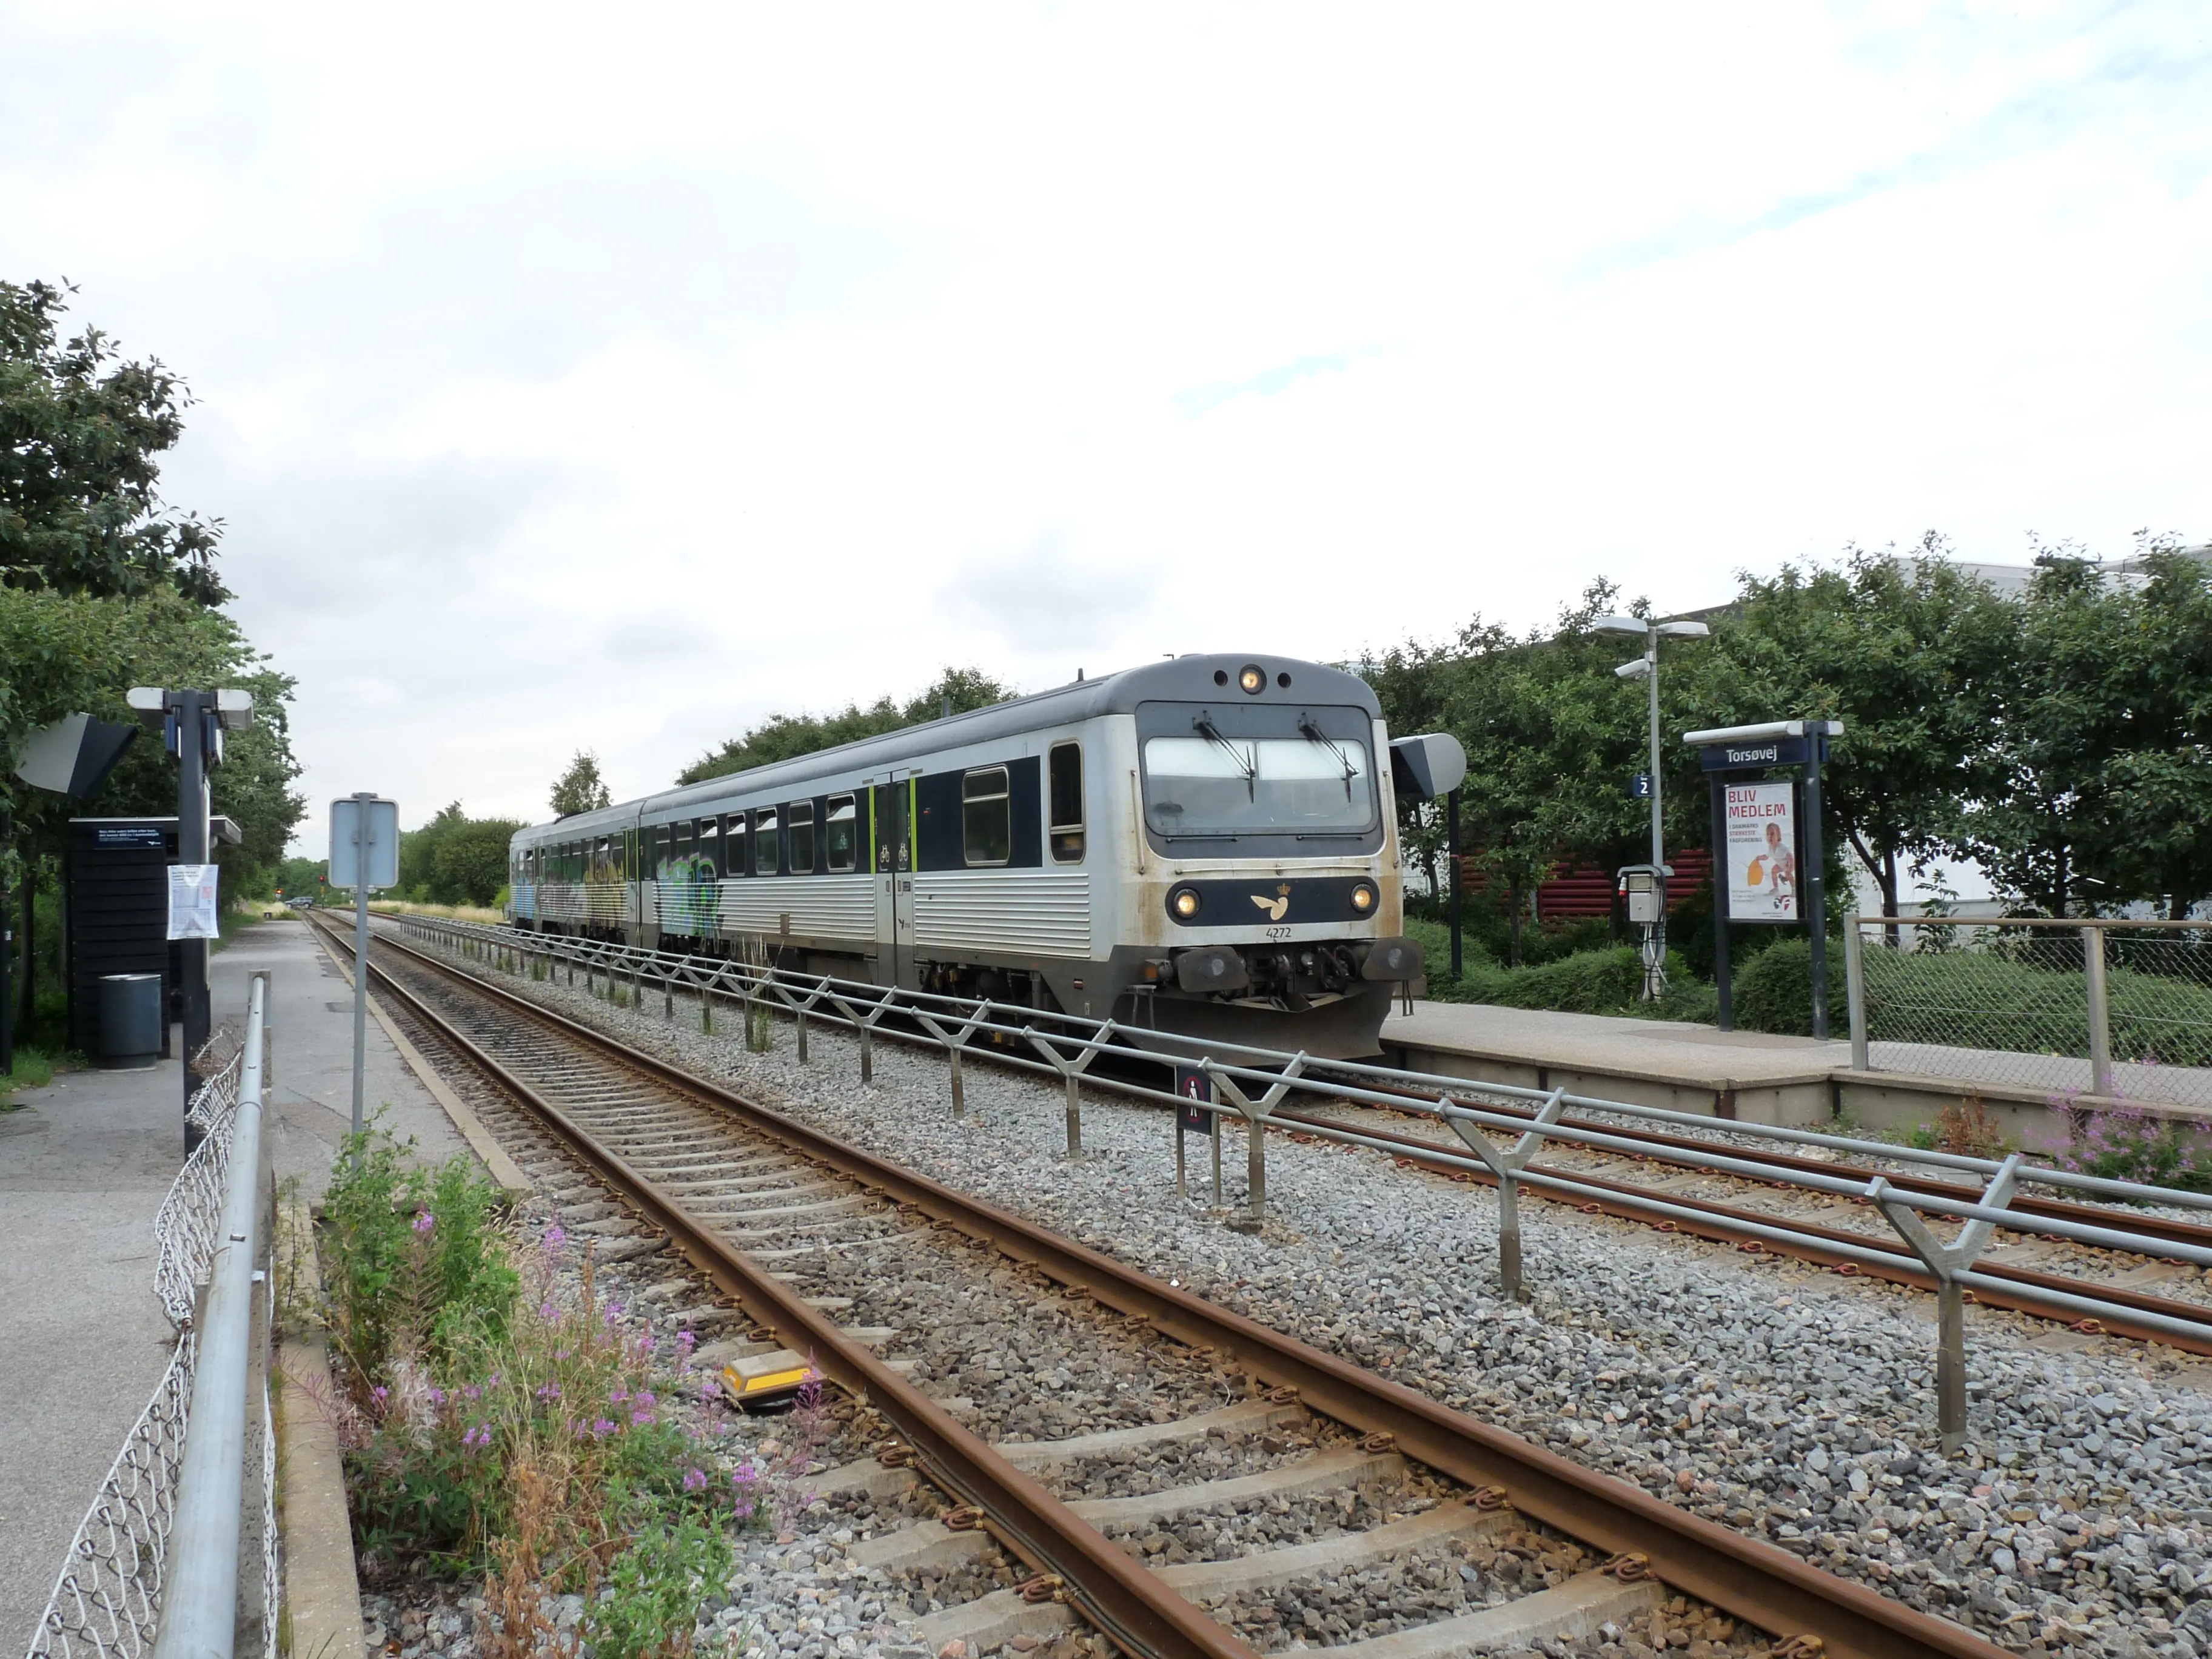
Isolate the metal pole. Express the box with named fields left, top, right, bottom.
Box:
left=1843, top=919, right=1868, bottom=1071
left=1646, top=626, right=1666, bottom=993
left=1803, top=731, right=1830, bottom=1040
left=179, top=691, right=213, bottom=1148
left=1446, top=787, right=1463, bottom=981
left=1936, top=1281, right=1967, bottom=1454
left=1211, top=1111, right=1222, bottom=1205
left=2084, top=926, right=2113, bottom=1098
left=1497, top=1175, right=1522, bottom=1302
left=1708, top=774, right=1732, bottom=1032
left=1, top=800, right=13, bottom=1081
left=1064, top=1074, right=1081, bottom=1156
left=352, top=792, right=372, bottom=1144
left=1246, top=1110, right=1265, bottom=1224
left=151, top=971, right=267, bottom=1659
left=949, top=1047, right=965, bottom=1118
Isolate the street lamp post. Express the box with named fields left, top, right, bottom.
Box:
left=1595, top=614, right=1709, bottom=997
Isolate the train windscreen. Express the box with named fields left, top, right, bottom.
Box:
left=1143, top=735, right=1374, bottom=837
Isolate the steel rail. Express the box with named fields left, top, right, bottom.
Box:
left=1269, top=1111, right=2212, bottom=1353
left=316, top=918, right=1256, bottom=1659
left=407, top=912, right=2212, bottom=1347
left=418, top=911, right=2212, bottom=1224
left=1289, top=1088, right=2212, bottom=1254
left=411, top=911, right=2212, bottom=1221
left=341, top=916, right=2004, bottom=1659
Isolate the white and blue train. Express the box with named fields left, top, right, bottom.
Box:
left=506, top=653, right=1463, bottom=1057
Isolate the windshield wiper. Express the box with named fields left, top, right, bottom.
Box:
left=1195, top=715, right=1258, bottom=802
left=1298, top=716, right=1359, bottom=800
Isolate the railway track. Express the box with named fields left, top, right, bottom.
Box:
left=393, top=911, right=2212, bottom=1359
left=1268, top=1093, right=2212, bottom=1356
left=315, top=911, right=2005, bottom=1659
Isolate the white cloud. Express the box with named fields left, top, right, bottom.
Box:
left=2, top=0, right=2206, bottom=854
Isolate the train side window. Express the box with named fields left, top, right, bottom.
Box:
left=825, top=795, right=857, bottom=873
left=754, top=808, right=780, bottom=876
left=725, top=813, right=748, bottom=876
left=1048, top=742, right=1084, bottom=862
left=788, top=802, right=816, bottom=873
left=962, top=766, right=1012, bottom=866
left=698, top=816, right=722, bottom=876
left=674, top=820, right=695, bottom=866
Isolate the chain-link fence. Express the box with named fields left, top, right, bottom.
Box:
left=27, top=1018, right=276, bottom=1659
left=1847, top=916, right=2212, bottom=1110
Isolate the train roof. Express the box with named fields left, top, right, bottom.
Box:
left=515, top=652, right=1380, bottom=840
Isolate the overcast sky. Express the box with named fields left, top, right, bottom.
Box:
left=4, top=2, right=2207, bottom=851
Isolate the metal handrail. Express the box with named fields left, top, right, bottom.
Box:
left=381, top=914, right=2212, bottom=1454
left=411, top=913, right=2212, bottom=1219
left=149, top=973, right=267, bottom=1659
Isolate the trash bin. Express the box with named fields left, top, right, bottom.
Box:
left=98, top=973, right=164, bottom=1070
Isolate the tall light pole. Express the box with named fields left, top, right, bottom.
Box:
left=1594, top=614, right=1709, bottom=996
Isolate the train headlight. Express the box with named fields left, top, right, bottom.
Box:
left=1350, top=882, right=1377, bottom=914
left=1238, top=664, right=1265, bottom=694
left=1170, top=886, right=1202, bottom=922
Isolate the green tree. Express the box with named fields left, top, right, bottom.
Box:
left=1953, top=543, right=2212, bottom=916
left=432, top=819, right=521, bottom=906
left=1, top=280, right=226, bottom=603
left=398, top=804, right=523, bottom=905
left=1, top=586, right=303, bottom=1029
left=680, top=666, right=1014, bottom=786
left=1690, top=538, right=2014, bottom=919
left=274, top=855, right=326, bottom=901
left=549, top=749, right=611, bottom=817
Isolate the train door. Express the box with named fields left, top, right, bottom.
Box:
left=871, top=780, right=916, bottom=987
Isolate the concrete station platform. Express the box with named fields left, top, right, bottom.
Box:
left=0, top=917, right=479, bottom=1657
left=1380, top=1001, right=1850, bottom=1125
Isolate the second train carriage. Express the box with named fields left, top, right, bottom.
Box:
left=506, top=653, right=1462, bottom=1057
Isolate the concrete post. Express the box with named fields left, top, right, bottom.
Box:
left=2084, top=927, right=2113, bottom=1099
left=1843, top=920, right=1868, bottom=1071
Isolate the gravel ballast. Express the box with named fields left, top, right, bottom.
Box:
left=401, top=934, right=2212, bottom=1657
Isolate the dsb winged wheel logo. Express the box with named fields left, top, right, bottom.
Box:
left=1250, top=883, right=1292, bottom=922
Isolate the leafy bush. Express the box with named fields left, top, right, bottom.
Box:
left=1732, top=936, right=1849, bottom=1036
left=1421, top=943, right=1718, bottom=1023
left=321, top=1128, right=519, bottom=1383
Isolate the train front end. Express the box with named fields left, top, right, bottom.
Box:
left=1106, top=654, right=1450, bottom=1060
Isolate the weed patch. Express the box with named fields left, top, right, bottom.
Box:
left=316, top=1131, right=792, bottom=1643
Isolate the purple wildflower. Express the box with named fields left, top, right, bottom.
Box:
left=536, top=1382, right=562, bottom=1401
left=413, top=1211, right=434, bottom=1235
left=634, top=1390, right=656, bottom=1409
left=591, top=1416, right=617, bottom=1438
left=631, top=1409, right=655, bottom=1427
left=683, top=1467, right=709, bottom=1492
left=541, top=1224, right=566, bottom=1250
left=539, top=1301, right=559, bottom=1321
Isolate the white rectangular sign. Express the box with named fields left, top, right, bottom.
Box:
left=167, top=863, right=221, bottom=940
left=329, top=796, right=401, bottom=890
left=1724, top=780, right=1799, bottom=922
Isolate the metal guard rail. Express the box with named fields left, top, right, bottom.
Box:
left=401, top=912, right=2212, bottom=1225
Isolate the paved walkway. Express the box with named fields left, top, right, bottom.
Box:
left=0, top=917, right=471, bottom=1657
